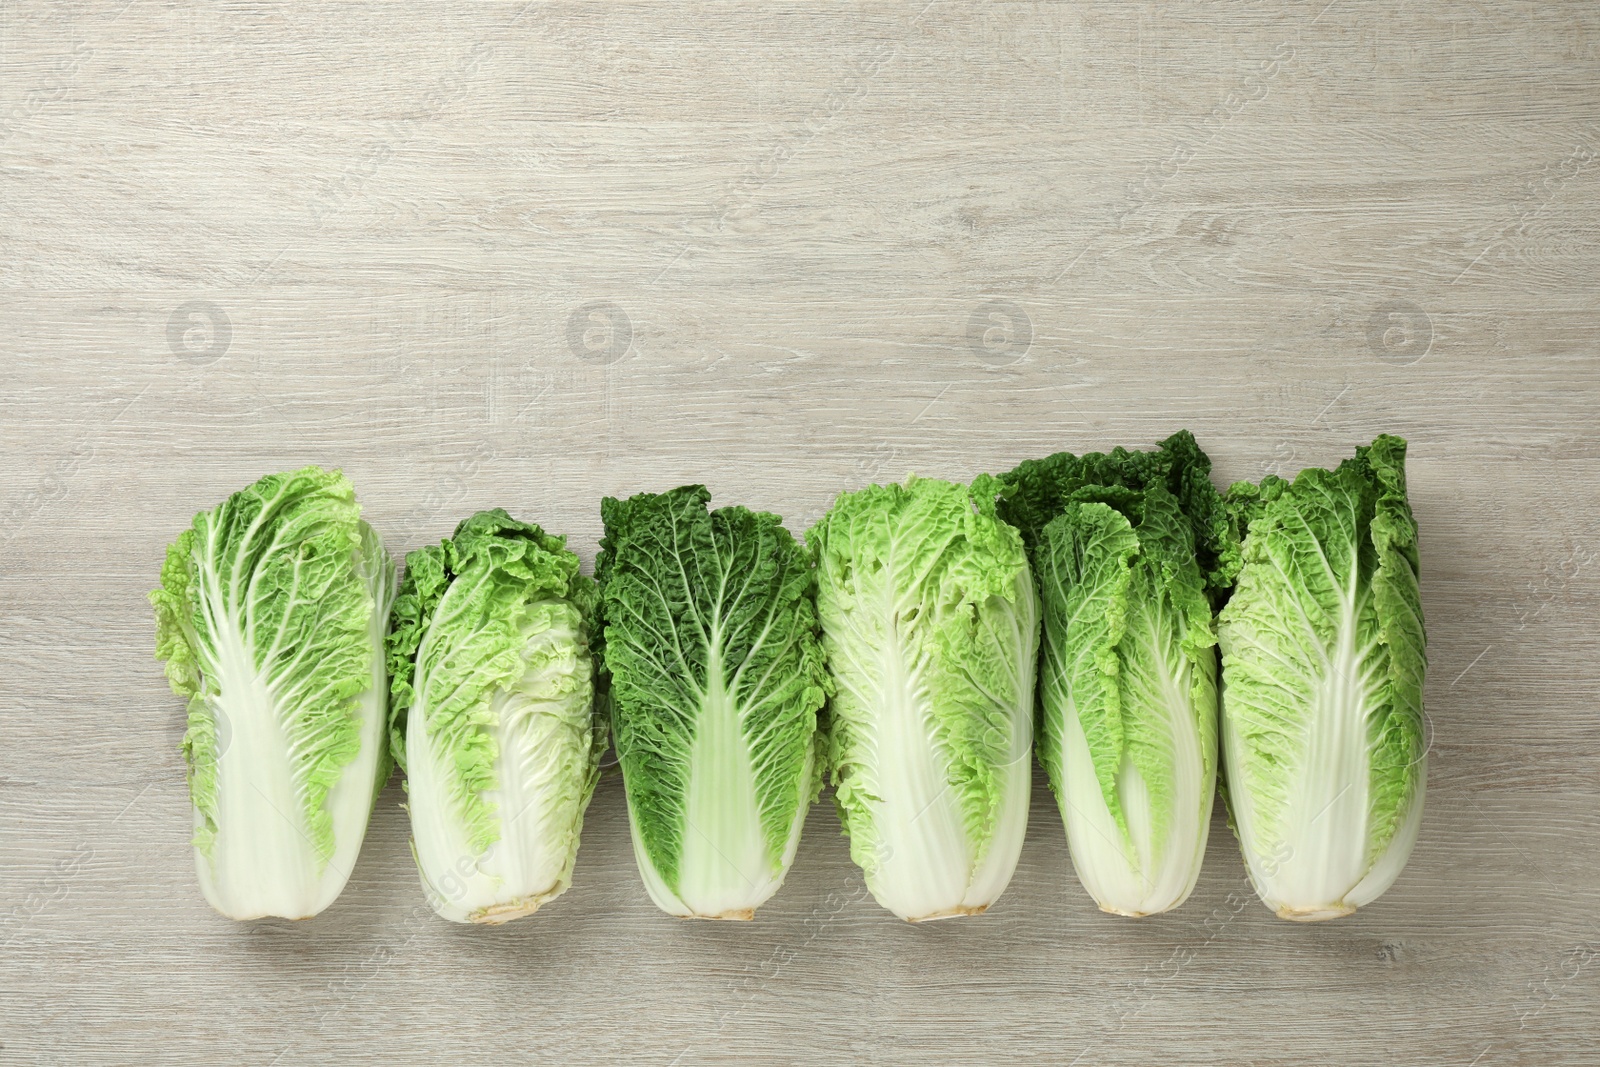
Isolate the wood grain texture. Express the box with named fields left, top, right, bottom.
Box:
left=3, top=1, right=1598, bottom=1063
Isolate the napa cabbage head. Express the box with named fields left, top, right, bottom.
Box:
left=999, top=431, right=1240, bottom=917
left=1218, top=434, right=1426, bottom=920
left=150, top=467, right=394, bottom=921
left=810, top=475, right=1039, bottom=922
left=387, top=509, right=602, bottom=924
left=598, top=486, right=828, bottom=920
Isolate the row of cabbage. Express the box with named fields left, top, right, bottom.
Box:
left=150, top=432, right=1426, bottom=925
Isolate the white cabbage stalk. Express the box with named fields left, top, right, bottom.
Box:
left=623, top=649, right=815, bottom=919
left=1221, top=695, right=1427, bottom=921
left=1056, top=661, right=1215, bottom=917
left=406, top=602, right=596, bottom=922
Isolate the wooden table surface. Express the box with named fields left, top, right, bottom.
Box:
left=4, top=2, right=1598, bottom=1064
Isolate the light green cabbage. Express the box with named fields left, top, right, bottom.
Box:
left=999, top=431, right=1239, bottom=917
left=387, top=510, right=602, bottom=924
left=1218, top=434, right=1427, bottom=920
left=810, top=475, right=1039, bottom=921
left=150, top=467, right=394, bottom=920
